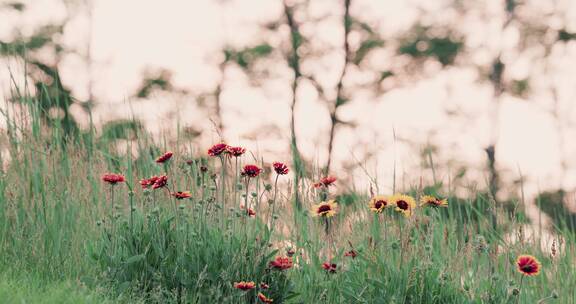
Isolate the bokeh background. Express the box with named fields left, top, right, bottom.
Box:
left=1, top=0, right=576, bottom=220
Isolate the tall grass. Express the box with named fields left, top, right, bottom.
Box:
left=0, top=91, right=574, bottom=303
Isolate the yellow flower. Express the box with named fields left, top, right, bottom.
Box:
left=390, top=194, right=416, bottom=217
left=420, top=195, right=448, bottom=207
left=311, top=200, right=338, bottom=218
left=368, top=195, right=390, bottom=213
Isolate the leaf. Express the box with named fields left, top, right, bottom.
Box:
left=125, top=254, right=145, bottom=265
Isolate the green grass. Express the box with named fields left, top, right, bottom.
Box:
left=0, top=272, right=121, bottom=304
left=0, top=91, right=574, bottom=303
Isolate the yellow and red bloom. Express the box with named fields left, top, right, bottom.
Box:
left=208, top=143, right=229, bottom=157
left=390, top=194, right=416, bottom=217
left=140, top=176, right=159, bottom=189
left=516, top=255, right=541, bottom=276
left=172, top=191, right=192, bottom=199
left=155, top=151, right=173, bottom=163
left=311, top=200, right=338, bottom=218
left=258, top=292, right=274, bottom=303
left=227, top=146, right=246, bottom=157
left=313, top=176, right=337, bottom=188
left=102, top=173, right=125, bottom=185
left=344, top=250, right=357, bottom=258
left=322, top=262, right=337, bottom=273
left=152, top=175, right=168, bottom=189
left=233, top=281, right=256, bottom=291
left=273, top=162, right=289, bottom=175
left=369, top=195, right=390, bottom=213
left=259, top=282, right=269, bottom=289
left=241, top=164, right=262, bottom=178
left=269, top=256, right=293, bottom=270
left=420, top=195, right=448, bottom=207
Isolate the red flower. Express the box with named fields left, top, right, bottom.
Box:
left=152, top=175, right=168, bottom=189
left=155, top=151, right=173, bottom=163
left=258, top=293, right=273, bottom=304
left=208, top=143, right=229, bottom=157
left=102, top=173, right=125, bottom=185
left=269, top=256, right=293, bottom=270
left=516, top=255, right=541, bottom=276
left=241, top=165, right=262, bottom=178
left=233, top=281, right=256, bottom=291
left=286, top=248, right=296, bottom=257
left=172, top=191, right=191, bottom=199
left=259, top=282, right=269, bottom=289
left=139, top=176, right=159, bottom=189
left=227, top=146, right=246, bottom=157
left=273, top=162, right=289, bottom=175
left=247, top=208, right=256, bottom=217
left=314, top=176, right=337, bottom=188
left=322, top=262, right=337, bottom=273
left=344, top=250, right=357, bottom=258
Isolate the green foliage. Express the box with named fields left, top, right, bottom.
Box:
left=224, top=44, right=273, bottom=70
left=398, top=25, right=464, bottom=66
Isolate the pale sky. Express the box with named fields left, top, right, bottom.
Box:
left=2, top=0, right=576, bottom=200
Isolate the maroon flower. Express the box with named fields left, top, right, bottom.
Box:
left=241, top=165, right=262, bottom=178
left=314, top=176, right=337, bottom=188
left=152, top=175, right=168, bottom=189
left=259, top=282, right=269, bottom=289
left=139, top=176, right=159, bottom=189
left=102, top=173, right=125, bottom=185
left=273, top=162, right=289, bottom=175
left=200, top=165, right=208, bottom=173
left=172, top=191, right=192, bottom=199
left=269, top=256, right=293, bottom=270
left=233, top=281, right=256, bottom=291
left=155, top=151, right=173, bottom=163
left=344, top=250, right=357, bottom=258
left=322, top=262, right=337, bottom=273
left=227, top=146, right=246, bottom=157
left=208, top=143, right=229, bottom=157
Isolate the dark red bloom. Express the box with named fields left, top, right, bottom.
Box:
left=139, top=176, right=159, bottom=189
left=344, top=250, right=357, bottom=258
left=102, top=173, right=125, bottom=185
left=516, top=255, right=541, bottom=276
left=273, top=162, right=289, bottom=175
left=269, top=256, right=293, bottom=270
left=200, top=165, right=208, bottom=173
left=152, top=175, right=168, bottom=189
left=241, top=165, right=262, bottom=178
left=257, top=293, right=273, bottom=304
left=172, top=191, right=192, bottom=199
left=233, top=281, right=256, bottom=291
left=186, top=160, right=194, bottom=165
left=286, top=248, right=296, bottom=257
left=155, top=151, right=173, bottom=163
left=322, top=262, right=337, bottom=273
left=208, top=143, right=229, bottom=157
left=314, top=176, right=337, bottom=188
left=227, top=146, right=246, bottom=157
left=259, top=282, right=269, bottom=289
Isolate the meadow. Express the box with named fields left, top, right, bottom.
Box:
left=0, top=102, right=574, bottom=304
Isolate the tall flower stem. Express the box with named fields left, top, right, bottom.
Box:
left=269, top=175, right=280, bottom=230
left=515, top=275, right=525, bottom=304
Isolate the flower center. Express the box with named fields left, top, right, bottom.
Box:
left=397, top=200, right=409, bottom=210
left=375, top=200, right=385, bottom=209
left=318, top=205, right=332, bottom=213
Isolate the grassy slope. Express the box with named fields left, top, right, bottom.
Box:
left=0, top=98, right=574, bottom=303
